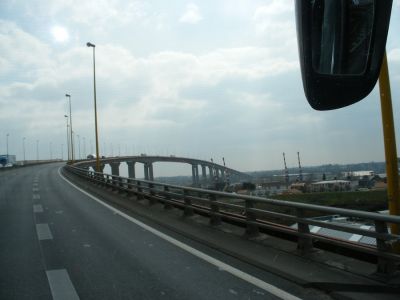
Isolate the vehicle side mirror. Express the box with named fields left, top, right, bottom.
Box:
left=295, top=0, right=393, bottom=110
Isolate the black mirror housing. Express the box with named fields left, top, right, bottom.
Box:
left=296, top=0, right=393, bottom=110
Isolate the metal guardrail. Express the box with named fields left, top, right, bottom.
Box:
left=64, top=165, right=400, bottom=274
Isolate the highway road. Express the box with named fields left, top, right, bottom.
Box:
left=0, top=163, right=331, bottom=299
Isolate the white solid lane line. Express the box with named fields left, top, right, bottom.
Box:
left=36, top=223, right=53, bottom=240
left=46, top=269, right=80, bottom=300
left=58, top=168, right=302, bottom=300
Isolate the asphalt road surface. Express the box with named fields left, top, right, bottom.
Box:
left=0, top=163, right=330, bottom=299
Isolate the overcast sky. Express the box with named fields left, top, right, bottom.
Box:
left=1, top=0, right=400, bottom=176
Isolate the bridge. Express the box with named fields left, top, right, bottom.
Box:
left=75, top=155, right=251, bottom=187
left=1, top=161, right=400, bottom=300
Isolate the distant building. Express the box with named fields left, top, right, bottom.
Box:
left=342, top=170, right=375, bottom=179
left=289, top=182, right=307, bottom=193
left=311, top=180, right=351, bottom=192
left=372, top=181, right=387, bottom=190
left=251, top=181, right=287, bottom=196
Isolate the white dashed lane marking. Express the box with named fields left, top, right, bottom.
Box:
left=46, top=269, right=80, bottom=300
left=36, top=223, right=53, bottom=240
left=33, top=204, right=44, bottom=213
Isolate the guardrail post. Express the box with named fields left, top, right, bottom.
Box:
left=209, top=194, right=221, bottom=226
left=93, top=171, right=100, bottom=185
left=101, top=173, right=107, bottom=186
left=117, top=177, right=124, bottom=194
left=105, top=174, right=111, bottom=188
left=245, top=199, right=259, bottom=238
left=183, top=190, right=194, bottom=217
left=296, top=208, right=313, bottom=254
left=164, top=186, right=173, bottom=210
left=97, top=172, right=104, bottom=186
left=89, top=170, right=94, bottom=181
left=126, top=178, right=134, bottom=198
left=84, top=166, right=89, bottom=177
left=137, top=181, right=143, bottom=200
left=111, top=175, right=118, bottom=191
left=375, top=220, right=396, bottom=275
left=148, top=182, right=156, bottom=205
left=92, top=171, right=98, bottom=184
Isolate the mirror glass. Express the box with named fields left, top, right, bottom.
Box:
left=311, top=0, right=375, bottom=75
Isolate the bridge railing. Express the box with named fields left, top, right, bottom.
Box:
left=64, top=165, right=400, bottom=275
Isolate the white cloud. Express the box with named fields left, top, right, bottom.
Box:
left=232, top=92, right=280, bottom=109
left=179, top=3, right=203, bottom=24
left=24, top=0, right=147, bottom=26
left=0, top=22, right=300, bottom=155
left=0, top=21, right=53, bottom=73
left=252, top=1, right=296, bottom=53
left=388, top=48, right=400, bottom=63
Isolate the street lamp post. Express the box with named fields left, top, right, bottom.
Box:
left=83, top=137, right=86, bottom=159
left=49, top=142, right=53, bottom=160
left=64, top=115, right=70, bottom=161
left=87, top=42, right=101, bottom=172
left=77, top=134, right=81, bottom=160
left=22, top=137, right=26, bottom=162
left=72, top=131, right=75, bottom=158
left=65, top=94, right=74, bottom=162
left=36, top=140, right=39, bottom=161
left=6, top=133, right=9, bottom=160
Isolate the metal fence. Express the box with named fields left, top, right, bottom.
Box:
left=64, top=165, right=400, bottom=275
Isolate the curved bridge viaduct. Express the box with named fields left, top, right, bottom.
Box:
left=75, top=155, right=251, bottom=186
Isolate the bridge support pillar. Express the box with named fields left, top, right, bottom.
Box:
left=192, top=164, right=199, bottom=186
left=208, top=166, right=213, bottom=181
left=109, top=162, right=120, bottom=176
left=201, top=165, right=207, bottom=184
left=148, top=163, right=154, bottom=181
left=144, top=163, right=149, bottom=180
left=126, top=161, right=136, bottom=178
left=220, top=168, right=226, bottom=181
left=195, top=165, right=199, bottom=185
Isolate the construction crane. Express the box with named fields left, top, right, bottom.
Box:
left=297, top=151, right=303, bottom=181
left=283, top=152, right=289, bottom=187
